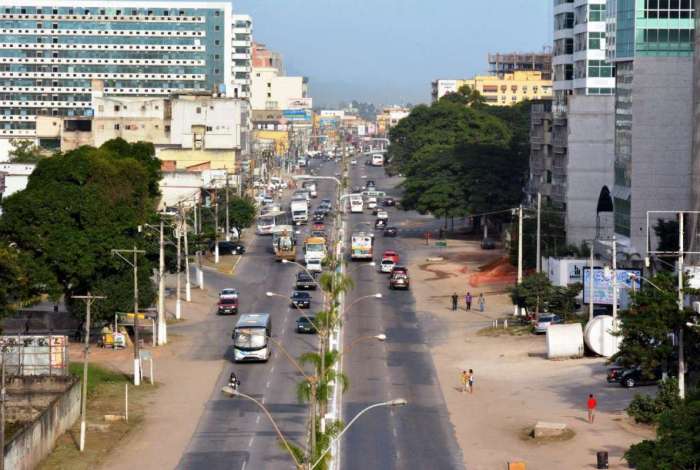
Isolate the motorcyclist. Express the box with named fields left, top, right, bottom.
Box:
left=228, top=371, right=240, bottom=391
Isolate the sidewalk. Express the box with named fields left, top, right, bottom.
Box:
left=403, top=236, right=651, bottom=470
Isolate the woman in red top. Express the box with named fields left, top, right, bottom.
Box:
left=587, top=394, right=597, bottom=423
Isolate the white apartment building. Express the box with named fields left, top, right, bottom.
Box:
left=232, top=14, right=252, bottom=99
left=250, top=67, right=309, bottom=111
left=553, top=0, right=615, bottom=103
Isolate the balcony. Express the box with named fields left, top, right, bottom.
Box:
left=233, top=40, right=250, bottom=47
left=232, top=53, right=249, bottom=60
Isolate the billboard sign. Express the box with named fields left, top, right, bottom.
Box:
left=582, top=267, right=641, bottom=305
left=286, top=98, right=313, bottom=109
left=282, top=109, right=312, bottom=122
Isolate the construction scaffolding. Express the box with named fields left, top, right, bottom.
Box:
left=488, top=49, right=553, bottom=81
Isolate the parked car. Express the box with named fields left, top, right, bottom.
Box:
left=383, top=197, right=395, bottom=207
left=606, top=366, right=625, bottom=384
left=296, top=316, right=317, bottom=334
left=618, top=367, right=663, bottom=388
left=533, top=314, right=563, bottom=334
left=295, top=271, right=317, bottom=290
left=383, top=227, right=398, bottom=237
left=481, top=238, right=496, bottom=250
left=213, top=241, right=246, bottom=255
left=290, top=291, right=311, bottom=309
left=217, top=296, right=238, bottom=315
left=389, top=272, right=410, bottom=290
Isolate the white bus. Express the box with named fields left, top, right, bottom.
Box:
left=256, top=210, right=288, bottom=235
left=349, top=195, right=364, bottom=213
left=232, top=313, right=271, bottom=362
left=351, top=232, right=374, bottom=260
left=371, top=154, right=384, bottom=166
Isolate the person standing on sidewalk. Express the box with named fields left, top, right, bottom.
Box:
left=478, top=293, right=485, bottom=312
left=468, top=369, right=475, bottom=394
left=587, top=394, right=597, bottom=423
left=465, top=292, right=473, bottom=311
left=460, top=370, right=468, bottom=393
left=451, top=293, right=459, bottom=311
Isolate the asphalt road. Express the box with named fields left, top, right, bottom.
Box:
left=340, top=157, right=465, bottom=470
left=176, top=159, right=338, bottom=470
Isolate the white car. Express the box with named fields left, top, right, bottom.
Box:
left=380, top=259, right=395, bottom=273
left=219, top=288, right=239, bottom=300
left=306, top=258, right=323, bottom=273
left=367, top=198, right=377, bottom=210
left=534, top=314, right=563, bottom=334
left=376, top=210, right=389, bottom=220
left=351, top=159, right=357, bottom=165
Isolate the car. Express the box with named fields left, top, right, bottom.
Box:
left=606, top=366, right=625, bottom=384
left=376, top=210, right=389, bottom=220
left=384, top=227, right=398, bottom=237
left=161, top=206, right=179, bottom=217
left=352, top=186, right=363, bottom=193
left=481, top=238, right=496, bottom=250
left=391, top=266, right=408, bottom=276
left=311, top=230, right=327, bottom=239
left=312, top=212, right=325, bottom=222
left=306, top=258, right=323, bottom=273
left=367, top=198, right=377, bottom=210
left=295, top=271, right=317, bottom=290
left=383, top=198, right=396, bottom=207
left=290, top=291, right=311, bottom=309
left=214, top=241, right=245, bottom=255
left=366, top=180, right=376, bottom=188
left=217, top=296, right=238, bottom=315
left=312, top=222, right=325, bottom=231
left=380, top=258, right=396, bottom=273
left=296, top=315, right=317, bottom=334
left=371, top=207, right=380, bottom=216
left=219, top=288, right=239, bottom=300
left=617, top=367, right=663, bottom=388
left=351, top=159, right=357, bottom=165
left=533, top=314, right=563, bottom=334
left=375, top=219, right=387, bottom=230
left=382, top=250, right=400, bottom=264
left=389, top=272, right=410, bottom=290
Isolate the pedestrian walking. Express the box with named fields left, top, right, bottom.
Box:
left=451, top=293, right=459, bottom=311
left=478, top=293, right=485, bottom=312
left=460, top=370, right=468, bottom=393
left=468, top=369, right=475, bottom=394
left=465, top=292, right=473, bottom=311
left=587, top=394, right=597, bottom=423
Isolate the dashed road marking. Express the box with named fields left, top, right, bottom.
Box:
left=248, top=436, right=254, bottom=448
left=256, top=415, right=261, bottom=424
left=266, top=378, right=271, bottom=388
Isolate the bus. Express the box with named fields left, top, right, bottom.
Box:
left=232, top=313, right=271, bottom=362
left=272, top=225, right=296, bottom=261
left=349, top=195, right=363, bottom=213
left=371, top=154, right=384, bottom=166
left=351, top=232, right=374, bottom=260
left=256, top=210, right=288, bottom=235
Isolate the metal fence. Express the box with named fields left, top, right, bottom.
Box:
left=0, top=335, right=70, bottom=376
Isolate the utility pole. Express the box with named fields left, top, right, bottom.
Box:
left=611, top=235, right=617, bottom=321
left=112, top=246, right=146, bottom=386
left=536, top=192, right=542, bottom=273
left=517, top=205, right=523, bottom=284
left=157, top=218, right=166, bottom=345
left=678, top=212, right=686, bottom=399
left=588, top=241, right=595, bottom=321
left=175, top=208, right=182, bottom=320
left=225, top=173, right=231, bottom=242
left=214, top=189, right=220, bottom=264
left=72, top=292, right=105, bottom=451
left=183, top=205, right=191, bottom=303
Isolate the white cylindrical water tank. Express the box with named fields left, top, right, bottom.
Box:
left=546, top=323, right=584, bottom=359
left=584, top=315, right=621, bottom=358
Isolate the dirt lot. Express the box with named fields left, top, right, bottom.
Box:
left=405, top=237, right=654, bottom=470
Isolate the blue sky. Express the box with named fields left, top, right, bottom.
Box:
left=233, top=0, right=552, bottom=107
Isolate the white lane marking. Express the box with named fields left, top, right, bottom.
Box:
left=256, top=415, right=261, bottom=424
left=248, top=436, right=254, bottom=448
left=392, top=427, right=397, bottom=438
left=270, top=365, right=275, bottom=374
left=266, top=378, right=271, bottom=388
left=242, top=461, right=247, bottom=470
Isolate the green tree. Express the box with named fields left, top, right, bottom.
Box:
left=549, top=283, right=583, bottom=321
left=0, top=139, right=160, bottom=322
left=228, top=196, right=257, bottom=234
left=510, top=272, right=553, bottom=315
left=8, top=139, right=47, bottom=163
left=0, top=245, right=48, bottom=314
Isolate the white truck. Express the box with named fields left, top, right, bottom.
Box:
left=302, top=181, right=318, bottom=198
left=349, top=195, right=364, bottom=213
left=371, top=154, right=384, bottom=166
left=290, top=198, right=309, bottom=225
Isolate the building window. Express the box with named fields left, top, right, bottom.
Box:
left=215, top=10, right=220, bottom=16
left=114, top=124, right=120, bottom=130
left=214, top=68, right=219, bottom=74
left=589, top=32, right=605, bottom=50
left=215, top=25, right=220, bottom=31
left=114, top=105, right=120, bottom=111
left=196, top=107, right=201, bottom=114
left=589, top=4, right=605, bottom=22
left=215, top=40, right=220, bottom=46
left=267, top=92, right=271, bottom=98
left=165, top=125, right=171, bottom=132
left=206, top=126, right=213, bottom=131
left=588, top=60, right=614, bottom=78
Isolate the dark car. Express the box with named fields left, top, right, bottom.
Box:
left=214, top=241, right=246, bottom=255
left=383, top=198, right=395, bottom=207
left=391, top=266, right=408, bottom=276
left=296, top=315, right=317, bottom=334
left=618, top=367, right=663, bottom=388
left=389, top=272, right=410, bottom=290
left=217, top=297, right=238, bottom=315
left=606, top=366, right=625, bottom=384
left=290, top=291, right=311, bottom=309
left=375, top=219, right=387, bottom=230
left=295, top=271, right=317, bottom=290
left=480, top=238, right=496, bottom=250
left=366, top=180, right=376, bottom=188
left=384, top=227, right=398, bottom=237
left=311, top=230, right=327, bottom=239
left=313, top=212, right=325, bottom=222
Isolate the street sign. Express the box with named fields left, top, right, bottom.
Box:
left=362, top=191, right=385, bottom=198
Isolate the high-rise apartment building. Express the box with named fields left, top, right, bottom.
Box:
left=607, top=0, right=695, bottom=254
left=488, top=50, right=553, bottom=81
left=232, top=14, right=252, bottom=99
left=553, top=0, right=616, bottom=102
left=0, top=1, right=234, bottom=140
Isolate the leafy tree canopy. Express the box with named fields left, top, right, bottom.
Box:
left=8, top=139, right=48, bottom=164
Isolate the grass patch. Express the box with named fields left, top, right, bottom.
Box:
left=477, top=324, right=532, bottom=337
left=38, top=363, right=156, bottom=470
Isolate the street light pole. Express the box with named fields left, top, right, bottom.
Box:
left=517, top=204, right=523, bottom=283
left=72, top=292, right=105, bottom=451
left=536, top=193, right=541, bottom=273
left=183, top=206, right=191, bottom=303
left=225, top=173, right=231, bottom=242
left=678, top=213, right=685, bottom=399
left=175, top=211, right=182, bottom=320
left=612, top=235, right=617, bottom=321
left=158, top=218, right=166, bottom=345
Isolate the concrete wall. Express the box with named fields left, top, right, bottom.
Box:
left=5, top=377, right=80, bottom=470
left=630, top=56, right=694, bottom=254
left=170, top=98, right=244, bottom=150
left=0, top=163, right=34, bottom=198
left=566, top=95, right=615, bottom=245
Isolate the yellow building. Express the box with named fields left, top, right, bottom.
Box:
left=156, top=147, right=238, bottom=172
left=433, top=71, right=552, bottom=106
left=253, top=129, right=289, bottom=156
